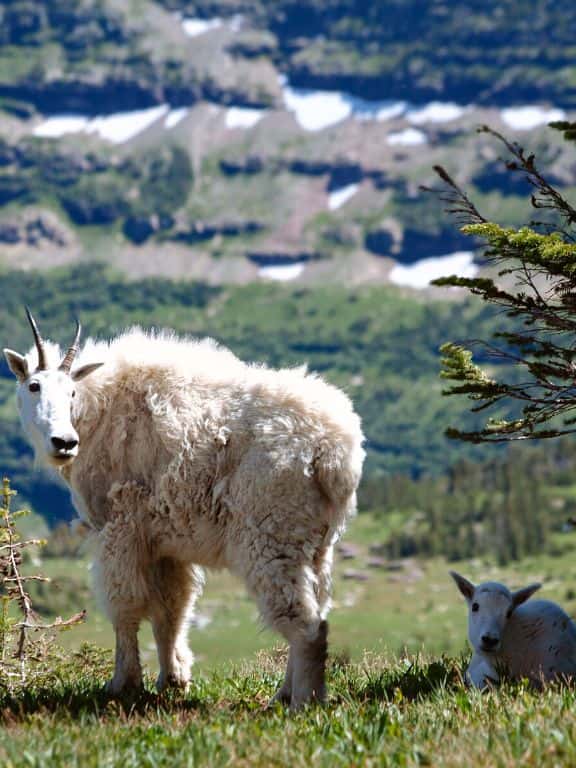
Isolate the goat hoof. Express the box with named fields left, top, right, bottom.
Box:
left=156, top=673, right=190, bottom=693
left=104, top=676, right=143, bottom=699
left=268, top=687, right=292, bottom=707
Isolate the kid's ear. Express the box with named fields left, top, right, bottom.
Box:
left=71, top=362, right=104, bottom=382
left=449, top=570, right=475, bottom=601
left=512, top=583, right=541, bottom=608
left=3, top=348, right=29, bottom=382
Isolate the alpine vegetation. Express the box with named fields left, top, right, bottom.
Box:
left=3, top=310, right=364, bottom=710
left=450, top=571, right=576, bottom=688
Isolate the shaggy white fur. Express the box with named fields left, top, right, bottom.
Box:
left=8, top=328, right=364, bottom=708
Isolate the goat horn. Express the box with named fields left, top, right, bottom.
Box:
left=25, top=306, right=48, bottom=371
left=59, top=319, right=82, bottom=374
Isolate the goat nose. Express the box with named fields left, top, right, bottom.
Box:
left=51, top=436, right=79, bottom=452
left=481, top=635, right=499, bottom=649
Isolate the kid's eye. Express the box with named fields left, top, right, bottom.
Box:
left=28, top=381, right=40, bottom=393
left=471, top=602, right=479, bottom=612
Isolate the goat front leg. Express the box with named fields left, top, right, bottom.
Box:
left=93, top=520, right=147, bottom=697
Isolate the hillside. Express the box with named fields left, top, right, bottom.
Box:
left=0, top=0, right=574, bottom=283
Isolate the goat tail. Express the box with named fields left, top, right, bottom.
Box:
left=314, top=429, right=365, bottom=533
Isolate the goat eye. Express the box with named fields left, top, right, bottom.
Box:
left=71, top=390, right=76, bottom=398
left=506, top=608, right=513, bottom=619
left=471, top=602, right=479, bottom=612
left=28, top=381, right=40, bottom=393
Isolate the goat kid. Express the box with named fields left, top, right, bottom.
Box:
left=451, top=571, right=576, bottom=688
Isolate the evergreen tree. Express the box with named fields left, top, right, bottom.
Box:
left=428, top=124, right=576, bottom=443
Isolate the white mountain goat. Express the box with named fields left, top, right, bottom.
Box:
left=450, top=571, right=576, bottom=688
left=4, top=310, right=364, bottom=708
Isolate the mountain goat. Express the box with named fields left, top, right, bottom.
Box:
left=4, top=310, right=364, bottom=709
left=450, top=571, right=576, bottom=688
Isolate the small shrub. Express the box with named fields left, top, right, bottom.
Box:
left=0, top=477, right=85, bottom=689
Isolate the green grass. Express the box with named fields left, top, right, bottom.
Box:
left=2, top=648, right=576, bottom=767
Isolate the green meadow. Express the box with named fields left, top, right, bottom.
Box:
left=2, top=516, right=576, bottom=767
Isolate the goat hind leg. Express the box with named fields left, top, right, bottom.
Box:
left=289, top=619, right=328, bottom=709
left=282, top=544, right=333, bottom=708
left=247, top=557, right=328, bottom=710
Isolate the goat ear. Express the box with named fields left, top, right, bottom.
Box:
left=3, top=348, right=29, bottom=382
left=450, top=570, right=475, bottom=601
left=71, top=362, right=104, bottom=382
left=512, top=583, right=541, bottom=608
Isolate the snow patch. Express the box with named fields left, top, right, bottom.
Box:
left=164, top=108, right=188, bottom=129
left=33, top=105, right=170, bottom=143
left=282, top=86, right=352, bottom=131
left=407, top=101, right=466, bottom=124
left=33, top=115, right=90, bottom=138
left=354, top=100, right=407, bottom=122
left=225, top=107, right=267, bottom=129
left=281, top=84, right=409, bottom=130
left=279, top=76, right=473, bottom=131
left=389, top=251, right=477, bottom=290
left=328, top=183, right=359, bottom=211
left=258, top=263, right=305, bottom=281
left=501, top=106, right=566, bottom=131
left=89, top=106, right=170, bottom=142
left=181, top=17, right=223, bottom=37
left=386, top=127, right=427, bottom=146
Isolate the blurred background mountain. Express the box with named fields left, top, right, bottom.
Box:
left=1, top=0, right=576, bottom=529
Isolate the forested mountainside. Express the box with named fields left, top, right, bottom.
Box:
left=0, top=264, right=503, bottom=523
left=159, top=0, right=576, bottom=106
left=0, top=0, right=574, bottom=281
left=2, top=0, right=576, bottom=110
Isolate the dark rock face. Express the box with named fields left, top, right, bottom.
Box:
left=0, top=214, right=69, bottom=246
left=123, top=214, right=175, bottom=244
left=123, top=216, right=158, bottom=245
left=400, top=228, right=474, bottom=263
left=172, top=220, right=264, bottom=244
left=365, top=226, right=474, bottom=263
left=220, top=156, right=266, bottom=176
left=220, top=154, right=389, bottom=190
left=0, top=223, right=21, bottom=244
left=60, top=189, right=127, bottom=226
left=0, top=79, right=161, bottom=116
left=327, top=164, right=363, bottom=192
left=364, top=229, right=395, bottom=258
left=472, top=162, right=566, bottom=195
left=2, top=4, right=49, bottom=45
left=246, top=251, right=322, bottom=266
left=0, top=74, right=271, bottom=116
